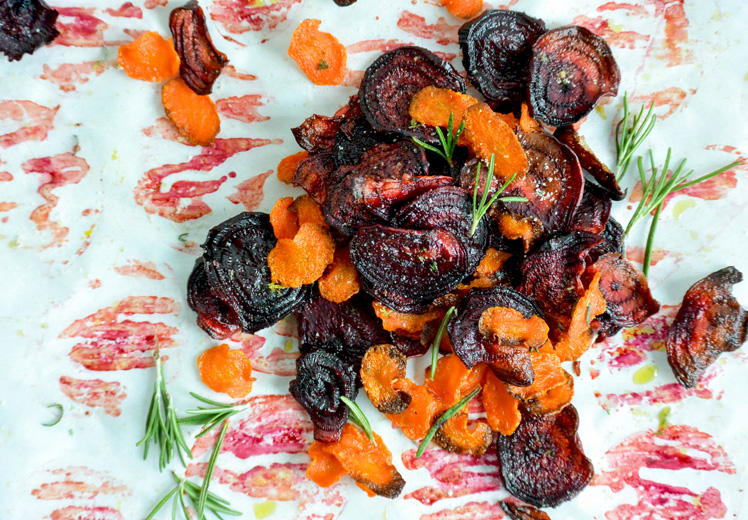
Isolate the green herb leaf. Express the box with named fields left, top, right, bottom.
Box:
left=179, top=392, right=250, bottom=438
left=615, top=92, right=656, bottom=182
left=268, top=281, right=287, bottom=293
left=43, top=403, right=63, bottom=427
left=317, top=59, right=329, bottom=70
left=470, top=155, right=526, bottom=236
left=416, top=386, right=482, bottom=458
left=178, top=233, right=188, bottom=242
left=340, top=396, right=375, bottom=442
left=430, top=306, right=456, bottom=379
left=412, top=112, right=465, bottom=168
left=196, top=420, right=230, bottom=518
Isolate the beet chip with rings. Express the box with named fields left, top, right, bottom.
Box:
left=500, top=501, right=551, bottom=520
left=667, top=266, right=748, bottom=389
left=529, top=26, right=620, bottom=127
left=498, top=405, right=594, bottom=508
left=187, top=258, right=240, bottom=340
left=200, top=212, right=311, bottom=334
left=0, top=0, right=59, bottom=62
left=293, top=151, right=336, bottom=205
left=359, top=46, right=466, bottom=142
left=458, top=10, right=546, bottom=106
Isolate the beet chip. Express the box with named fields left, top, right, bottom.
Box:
left=350, top=225, right=468, bottom=313
left=448, top=286, right=544, bottom=386
left=667, top=267, right=748, bottom=388
left=187, top=258, right=240, bottom=340
left=290, top=351, right=358, bottom=443
left=0, top=0, right=59, bottom=62
left=529, top=26, right=620, bottom=127
left=292, top=151, right=336, bottom=204
left=201, top=212, right=311, bottom=334
left=359, top=46, right=466, bottom=141
left=498, top=405, right=594, bottom=508
left=500, top=501, right=551, bottom=520
left=569, top=182, right=611, bottom=236
left=458, top=10, right=546, bottom=106
left=292, top=113, right=343, bottom=154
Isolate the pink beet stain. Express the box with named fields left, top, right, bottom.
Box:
left=223, top=65, right=257, bottom=81
left=186, top=462, right=346, bottom=518
left=402, top=446, right=502, bottom=505
left=237, top=332, right=298, bottom=376
left=347, top=39, right=416, bottom=54
left=53, top=7, right=108, bottom=47
left=105, top=2, right=142, bottom=18
left=89, top=279, right=102, bottom=289
left=216, top=94, right=269, bottom=124
left=0, top=202, right=18, bottom=212
left=0, top=100, right=59, bottom=148
left=59, top=296, right=180, bottom=371
left=629, top=168, right=737, bottom=209
left=41, top=61, right=112, bottom=92
left=59, top=376, right=127, bottom=416
left=0, top=171, right=12, bottom=181
left=22, top=153, right=90, bottom=248
left=142, top=117, right=189, bottom=144
left=633, top=87, right=694, bottom=120
left=597, top=2, right=650, bottom=15
left=226, top=169, right=273, bottom=210
left=114, top=260, right=165, bottom=280
left=32, top=466, right=130, bottom=501
left=134, top=137, right=280, bottom=222
left=49, top=507, right=123, bottom=520
left=625, top=245, right=669, bottom=267
left=594, top=425, right=735, bottom=520
left=341, top=69, right=365, bottom=88
left=607, top=345, right=648, bottom=369
left=210, top=0, right=301, bottom=34
left=191, top=394, right=312, bottom=459
left=572, top=15, right=650, bottom=49
left=598, top=378, right=717, bottom=410
left=420, top=501, right=507, bottom=520
left=144, top=0, right=167, bottom=8
left=397, top=12, right=460, bottom=46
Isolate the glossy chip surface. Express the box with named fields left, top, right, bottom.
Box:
left=498, top=405, right=594, bottom=508
left=667, top=267, right=748, bottom=388
left=187, top=258, right=240, bottom=340
left=0, top=0, right=59, bottom=61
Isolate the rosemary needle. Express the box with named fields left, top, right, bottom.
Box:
left=430, top=306, right=456, bottom=379
left=416, top=386, right=482, bottom=458
left=412, top=112, right=465, bottom=168
left=470, top=154, right=527, bottom=236
left=341, top=396, right=375, bottom=442
left=615, top=92, right=656, bottom=182
left=179, top=392, right=250, bottom=438
left=196, top=420, right=230, bottom=519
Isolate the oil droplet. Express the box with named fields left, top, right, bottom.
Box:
left=633, top=364, right=658, bottom=384
left=672, top=199, right=697, bottom=222
left=254, top=500, right=277, bottom=519
left=595, top=105, right=607, bottom=120
left=657, top=406, right=672, bottom=434
left=283, top=339, right=294, bottom=352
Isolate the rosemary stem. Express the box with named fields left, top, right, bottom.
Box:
left=642, top=202, right=663, bottom=278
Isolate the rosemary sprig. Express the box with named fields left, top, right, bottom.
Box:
left=145, top=471, right=240, bottom=520
left=416, top=386, right=482, bottom=458
left=137, top=350, right=193, bottom=471
left=197, top=420, right=229, bottom=518
left=615, top=92, right=656, bottom=182
left=471, top=154, right=527, bottom=236
left=340, top=396, right=375, bottom=442
left=430, top=306, right=456, bottom=379
left=43, top=403, right=63, bottom=427
left=412, top=112, right=465, bottom=168
left=179, top=392, right=250, bottom=438
left=626, top=149, right=741, bottom=276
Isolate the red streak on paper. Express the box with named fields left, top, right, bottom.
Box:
left=49, top=507, right=123, bottom=520
left=114, top=260, right=165, bottom=280
left=0, top=202, right=18, bottom=212
left=341, top=69, right=365, bottom=88
left=625, top=245, right=668, bottom=267
left=22, top=153, right=90, bottom=248
left=227, top=169, right=273, bottom=210
left=629, top=170, right=737, bottom=208
left=572, top=15, right=650, bottom=49
left=594, top=425, right=735, bottom=519
left=0, top=171, right=12, bottom=181
left=59, top=296, right=179, bottom=371
left=54, top=8, right=108, bottom=48
left=186, top=463, right=346, bottom=519
left=211, top=0, right=301, bottom=35
left=596, top=305, right=677, bottom=367
left=397, top=12, right=460, bottom=46
left=241, top=334, right=298, bottom=376
left=597, top=2, right=650, bottom=15
left=89, top=279, right=102, bottom=289
left=41, top=61, right=112, bottom=92
left=634, top=87, right=694, bottom=120
left=216, top=94, right=269, bottom=124
left=105, top=2, right=142, bottom=18
left=402, top=446, right=501, bottom=505
left=347, top=39, right=416, bottom=54
left=0, top=100, right=59, bottom=148
left=652, top=0, right=691, bottom=66
left=191, top=394, right=312, bottom=458
left=134, top=137, right=280, bottom=222
left=59, top=376, right=126, bottom=416
left=32, top=466, right=129, bottom=500
left=421, top=501, right=506, bottom=520
left=223, top=65, right=257, bottom=81
left=273, top=316, right=299, bottom=338
left=142, top=117, right=190, bottom=144
left=122, top=28, right=148, bottom=40
left=598, top=379, right=717, bottom=410
left=144, top=0, right=167, bottom=9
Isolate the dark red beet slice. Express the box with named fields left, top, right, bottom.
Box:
left=519, top=233, right=602, bottom=331
left=392, top=334, right=430, bottom=358
left=529, top=26, right=620, bottom=127
left=667, top=267, right=748, bottom=388
left=292, top=113, right=343, bottom=154
left=298, top=293, right=391, bottom=370
left=359, top=46, right=466, bottom=141
left=350, top=225, right=468, bottom=314
left=448, top=286, right=543, bottom=386
left=0, top=0, right=59, bottom=62
left=500, top=502, right=551, bottom=520
left=503, top=131, right=585, bottom=236
left=396, top=186, right=488, bottom=273
left=458, top=10, right=545, bottom=105
left=169, top=0, right=227, bottom=96
left=569, top=181, right=611, bottom=235
left=498, top=405, right=594, bottom=508
left=332, top=0, right=357, bottom=4
left=587, top=252, right=659, bottom=327
left=292, top=151, right=336, bottom=204
left=554, top=126, right=624, bottom=200
left=187, top=258, right=240, bottom=340
left=289, top=351, right=358, bottom=443
left=201, top=212, right=311, bottom=334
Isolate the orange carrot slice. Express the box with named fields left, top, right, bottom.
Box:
left=197, top=344, right=254, bottom=398
left=373, top=301, right=444, bottom=340
left=482, top=370, right=521, bottom=435
left=118, top=31, right=180, bottom=82
left=506, top=352, right=573, bottom=415
left=277, top=151, right=309, bottom=184
left=426, top=354, right=487, bottom=407
left=409, top=86, right=478, bottom=129
left=554, top=272, right=607, bottom=362
left=319, top=246, right=361, bottom=303
left=269, top=196, right=299, bottom=240
left=433, top=412, right=493, bottom=456
left=463, top=103, right=529, bottom=180
left=360, top=344, right=411, bottom=414
left=292, top=194, right=326, bottom=227
left=387, top=380, right=441, bottom=441
left=307, top=440, right=346, bottom=488
left=161, top=77, right=220, bottom=146
left=519, top=103, right=541, bottom=133
left=288, top=19, right=347, bottom=86
left=267, top=223, right=335, bottom=288
left=441, top=0, right=483, bottom=19
left=479, top=306, right=550, bottom=351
